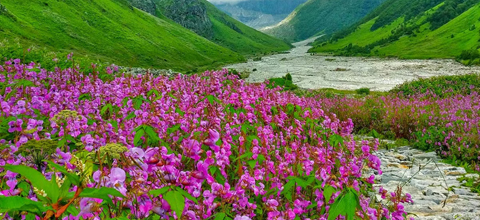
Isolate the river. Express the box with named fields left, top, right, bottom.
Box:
left=225, top=38, right=480, bottom=91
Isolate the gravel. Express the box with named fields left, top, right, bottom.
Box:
left=225, top=38, right=480, bottom=91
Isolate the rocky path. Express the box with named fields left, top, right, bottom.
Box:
left=372, top=145, right=480, bottom=219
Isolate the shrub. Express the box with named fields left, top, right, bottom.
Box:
left=267, top=73, right=298, bottom=91
left=390, top=73, right=480, bottom=97
left=355, top=87, right=370, bottom=95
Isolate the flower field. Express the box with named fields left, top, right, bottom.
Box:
left=316, top=75, right=480, bottom=172
left=0, top=60, right=413, bottom=219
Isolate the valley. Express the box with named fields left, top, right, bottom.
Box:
left=226, top=37, right=480, bottom=91
left=2, top=0, right=480, bottom=219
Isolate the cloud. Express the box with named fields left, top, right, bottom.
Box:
left=207, top=0, right=249, bottom=4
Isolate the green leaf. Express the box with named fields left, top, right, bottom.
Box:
left=79, top=187, right=124, bottom=206
left=46, top=161, right=80, bottom=185
left=4, top=165, right=59, bottom=203
left=307, top=202, right=317, bottom=209
left=110, top=120, right=118, bottom=130
left=101, top=104, right=110, bottom=116
left=281, top=179, right=296, bottom=196
left=257, top=154, right=266, bottom=165
left=149, top=186, right=170, bottom=197
left=79, top=93, right=92, bottom=101
left=233, top=152, right=253, bottom=162
left=214, top=212, right=226, bottom=220
left=175, top=108, right=185, bottom=116
left=133, top=129, right=145, bottom=147
left=145, top=126, right=159, bottom=142
left=344, top=190, right=358, bottom=220
left=125, top=112, right=136, bottom=120
left=329, top=134, right=343, bottom=147
left=167, top=124, right=181, bottom=134
left=327, top=189, right=358, bottom=220
left=294, top=177, right=308, bottom=188
left=0, top=196, right=50, bottom=215
left=206, top=95, right=217, bottom=105
left=66, top=205, right=80, bottom=216
left=164, top=191, right=185, bottom=219
left=175, top=187, right=198, bottom=204
left=327, top=194, right=346, bottom=220
left=17, top=181, right=31, bottom=197
left=324, top=185, right=336, bottom=203
left=133, top=97, right=143, bottom=110
left=247, top=160, right=257, bottom=169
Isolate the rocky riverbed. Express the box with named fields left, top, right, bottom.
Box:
left=370, top=144, right=480, bottom=219
left=225, top=38, right=480, bottom=91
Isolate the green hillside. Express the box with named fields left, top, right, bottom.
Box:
left=204, top=0, right=292, bottom=55
left=310, top=0, right=480, bottom=62
left=0, top=0, right=244, bottom=71
left=262, top=0, right=386, bottom=42
left=155, top=0, right=292, bottom=56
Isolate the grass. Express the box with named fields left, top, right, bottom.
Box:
left=264, top=0, right=387, bottom=42
left=203, top=0, right=292, bottom=56
left=390, top=73, right=480, bottom=97
left=311, top=17, right=405, bottom=52
left=0, top=0, right=245, bottom=71
left=377, top=3, right=480, bottom=59
left=310, top=2, right=480, bottom=60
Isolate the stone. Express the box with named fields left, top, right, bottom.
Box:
left=370, top=144, right=480, bottom=220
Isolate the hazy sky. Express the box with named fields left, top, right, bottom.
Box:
left=207, top=0, right=248, bottom=4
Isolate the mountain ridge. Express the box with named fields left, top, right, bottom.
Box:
left=0, top=0, right=245, bottom=71
left=263, top=0, right=387, bottom=42
left=154, top=0, right=292, bottom=55
left=310, top=0, right=480, bottom=62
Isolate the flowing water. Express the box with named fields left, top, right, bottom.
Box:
left=225, top=38, right=480, bottom=91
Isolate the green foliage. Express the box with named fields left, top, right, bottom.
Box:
left=16, top=139, right=59, bottom=171
left=4, top=165, right=60, bottom=203
left=0, top=0, right=245, bottom=71
left=0, top=116, right=16, bottom=142
left=133, top=125, right=160, bottom=147
left=458, top=49, right=480, bottom=65
left=164, top=191, right=185, bottom=219
left=264, top=0, right=387, bottom=42
left=390, top=73, right=480, bottom=97
left=412, top=126, right=448, bottom=151
left=328, top=189, right=360, bottom=220
left=457, top=175, right=480, bottom=194
left=156, top=0, right=291, bottom=55
left=428, top=0, right=479, bottom=30
left=267, top=73, right=299, bottom=91
left=311, top=0, right=480, bottom=60
left=0, top=196, right=51, bottom=216
left=355, top=87, right=370, bottom=95
left=2, top=164, right=123, bottom=217
left=92, top=143, right=129, bottom=161
left=148, top=185, right=197, bottom=219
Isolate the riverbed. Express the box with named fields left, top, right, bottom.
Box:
left=225, top=38, right=480, bottom=91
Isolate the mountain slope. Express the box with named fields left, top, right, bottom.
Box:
left=262, top=0, right=386, bottom=42
left=213, top=0, right=308, bottom=29
left=0, top=0, right=244, bottom=71
left=155, top=0, right=292, bottom=55
left=310, top=0, right=480, bottom=60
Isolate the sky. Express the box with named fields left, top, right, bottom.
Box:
left=207, top=0, right=249, bottom=4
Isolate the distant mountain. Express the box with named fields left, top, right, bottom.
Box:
left=154, top=0, right=292, bottom=55
left=263, top=0, right=386, bottom=42
left=213, top=0, right=307, bottom=29
left=0, top=0, right=244, bottom=71
left=310, top=0, right=480, bottom=61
